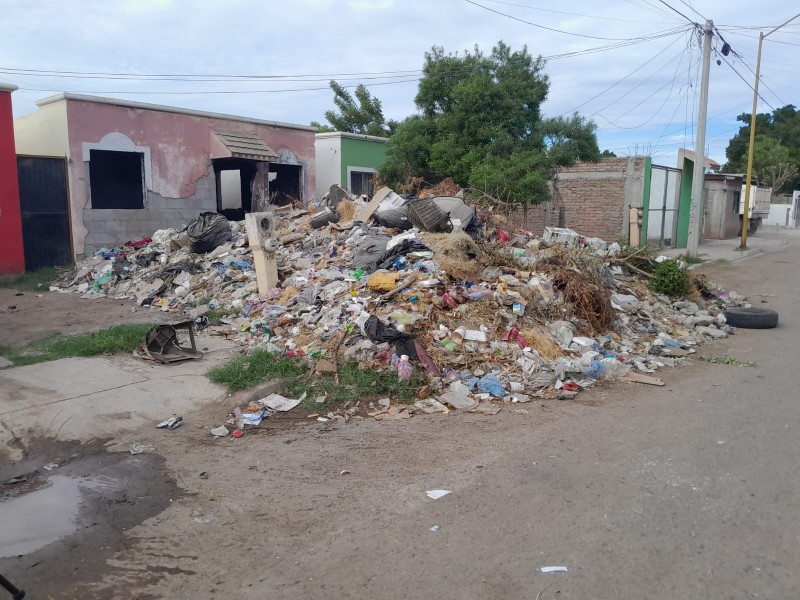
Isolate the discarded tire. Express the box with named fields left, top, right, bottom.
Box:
left=724, top=306, right=778, bottom=329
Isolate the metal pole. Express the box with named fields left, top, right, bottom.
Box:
left=740, top=32, right=763, bottom=250
left=686, top=20, right=713, bottom=258
left=739, top=12, right=800, bottom=249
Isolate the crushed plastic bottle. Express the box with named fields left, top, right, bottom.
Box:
left=397, top=355, right=414, bottom=381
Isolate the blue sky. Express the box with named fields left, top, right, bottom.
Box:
left=1, top=0, right=797, bottom=165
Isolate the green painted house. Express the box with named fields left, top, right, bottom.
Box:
left=314, top=132, right=388, bottom=199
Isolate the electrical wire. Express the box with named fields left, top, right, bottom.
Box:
left=595, top=37, right=689, bottom=129
left=464, top=0, right=684, bottom=41
left=557, top=31, right=687, bottom=116
left=475, top=0, right=672, bottom=24
left=654, top=0, right=697, bottom=24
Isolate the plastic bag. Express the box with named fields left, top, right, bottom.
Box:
left=187, top=212, right=231, bottom=254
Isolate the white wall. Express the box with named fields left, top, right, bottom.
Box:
left=763, top=203, right=795, bottom=227
left=314, top=136, right=341, bottom=199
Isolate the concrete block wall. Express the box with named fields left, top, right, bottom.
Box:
left=553, top=157, right=645, bottom=242
left=81, top=168, right=216, bottom=254
left=499, top=157, right=646, bottom=240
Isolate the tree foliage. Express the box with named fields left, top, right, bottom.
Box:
left=313, top=81, right=396, bottom=137
left=379, top=41, right=599, bottom=204
left=723, top=105, right=800, bottom=192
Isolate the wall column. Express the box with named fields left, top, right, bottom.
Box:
left=0, top=83, right=24, bottom=274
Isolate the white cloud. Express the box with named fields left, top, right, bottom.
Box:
left=1, top=0, right=796, bottom=163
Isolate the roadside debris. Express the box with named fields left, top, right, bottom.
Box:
left=155, top=416, right=183, bottom=430
left=426, top=489, right=451, bottom=500
left=210, top=426, right=229, bottom=437
left=540, top=566, right=568, bottom=574
left=129, top=443, right=156, bottom=455
left=56, top=182, right=751, bottom=422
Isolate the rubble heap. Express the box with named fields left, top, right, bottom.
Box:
left=54, top=189, right=748, bottom=410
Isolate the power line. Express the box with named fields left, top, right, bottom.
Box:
left=464, top=0, right=683, bottom=41
left=475, top=0, right=671, bottom=24
left=718, top=54, right=776, bottom=112
left=676, top=0, right=706, bottom=21
left=654, top=0, right=697, bottom=24
left=18, top=78, right=423, bottom=96
left=596, top=37, right=690, bottom=129
left=558, top=31, right=687, bottom=116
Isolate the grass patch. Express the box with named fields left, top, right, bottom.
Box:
left=286, top=362, right=423, bottom=409
left=677, top=253, right=705, bottom=265
left=705, top=259, right=731, bottom=268
left=208, top=350, right=424, bottom=408
left=698, top=354, right=755, bottom=367
left=0, top=323, right=157, bottom=367
left=0, top=268, right=60, bottom=292
left=207, top=350, right=304, bottom=392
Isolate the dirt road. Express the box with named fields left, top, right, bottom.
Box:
left=2, top=231, right=798, bottom=599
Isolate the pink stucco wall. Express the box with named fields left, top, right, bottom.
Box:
left=64, top=99, right=315, bottom=255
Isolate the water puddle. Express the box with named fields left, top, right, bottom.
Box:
left=0, top=475, right=83, bottom=558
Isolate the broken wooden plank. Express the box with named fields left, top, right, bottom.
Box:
left=621, top=372, right=665, bottom=386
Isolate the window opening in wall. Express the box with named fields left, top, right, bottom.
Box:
left=349, top=170, right=376, bottom=196
left=89, top=150, right=145, bottom=209
left=268, top=163, right=302, bottom=206
left=214, top=158, right=257, bottom=221
left=733, top=191, right=741, bottom=214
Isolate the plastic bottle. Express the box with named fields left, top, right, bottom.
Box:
left=397, top=355, right=413, bottom=381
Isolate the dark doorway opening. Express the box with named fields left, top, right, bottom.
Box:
left=269, top=163, right=302, bottom=206
left=214, top=158, right=257, bottom=221
left=349, top=170, right=376, bottom=196
left=17, top=156, right=73, bottom=270
left=89, top=150, right=145, bottom=209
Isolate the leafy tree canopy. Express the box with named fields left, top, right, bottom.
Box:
left=379, top=41, right=599, bottom=204
left=313, top=81, right=396, bottom=137
left=723, top=105, right=800, bottom=192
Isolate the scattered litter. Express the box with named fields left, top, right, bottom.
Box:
left=260, top=392, right=305, bottom=412
left=210, top=426, right=229, bottom=437
left=2, top=475, right=28, bottom=485
left=540, top=566, right=568, bottom=573
left=54, top=189, right=746, bottom=419
left=42, top=462, right=61, bottom=470
left=155, top=416, right=183, bottom=430
left=232, top=429, right=244, bottom=438
left=621, top=373, right=665, bottom=386
left=429, top=525, right=440, bottom=533
left=340, top=470, right=351, bottom=476
left=426, top=489, right=451, bottom=500
left=129, top=443, right=155, bottom=455
left=199, top=471, right=209, bottom=479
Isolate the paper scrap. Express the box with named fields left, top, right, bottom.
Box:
left=260, top=392, right=305, bottom=412
left=426, top=489, right=451, bottom=500
left=540, top=566, right=568, bottom=573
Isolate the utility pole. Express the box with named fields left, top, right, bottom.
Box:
left=686, top=19, right=713, bottom=258
left=739, top=11, right=800, bottom=249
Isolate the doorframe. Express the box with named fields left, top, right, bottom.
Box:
left=17, top=153, right=75, bottom=267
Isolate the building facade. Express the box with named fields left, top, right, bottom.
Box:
left=314, top=132, right=387, bottom=199
left=14, top=93, right=316, bottom=260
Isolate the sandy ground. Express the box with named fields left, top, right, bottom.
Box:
left=1, top=230, right=798, bottom=599
left=0, top=288, right=172, bottom=349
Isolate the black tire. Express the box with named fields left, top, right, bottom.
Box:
left=724, top=306, right=779, bottom=329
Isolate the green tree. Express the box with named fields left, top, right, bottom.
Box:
left=723, top=105, right=800, bottom=192
left=379, top=41, right=599, bottom=204
left=316, top=81, right=396, bottom=137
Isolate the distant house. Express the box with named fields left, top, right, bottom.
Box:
left=314, top=132, right=387, bottom=199
left=13, top=93, right=316, bottom=262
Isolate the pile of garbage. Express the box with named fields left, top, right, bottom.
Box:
left=54, top=187, right=748, bottom=411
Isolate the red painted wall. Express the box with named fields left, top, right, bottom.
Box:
left=0, top=88, right=25, bottom=274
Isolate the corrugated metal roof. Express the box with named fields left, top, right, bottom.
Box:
left=213, top=131, right=278, bottom=161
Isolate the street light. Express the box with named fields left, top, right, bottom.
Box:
left=739, top=11, right=800, bottom=249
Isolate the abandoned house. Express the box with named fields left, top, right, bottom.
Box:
left=12, top=93, right=315, bottom=264
left=314, top=132, right=387, bottom=199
